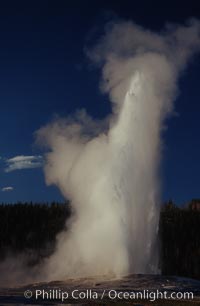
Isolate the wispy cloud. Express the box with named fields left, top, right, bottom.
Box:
left=5, top=155, right=43, bottom=173
left=1, top=186, right=14, bottom=192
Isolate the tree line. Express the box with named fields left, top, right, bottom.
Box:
left=0, top=201, right=199, bottom=279
left=159, top=200, right=200, bottom=280
left=0, top=202, right=70, bottom=263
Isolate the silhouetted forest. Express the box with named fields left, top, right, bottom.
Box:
left=0, top=202, right=71, bottom=264
left=0, top=201, right=199, bottom=280
left=159, top=200, right=200, bottom=280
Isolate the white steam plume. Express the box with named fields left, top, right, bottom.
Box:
left=37, top=19, right=200, bottom=280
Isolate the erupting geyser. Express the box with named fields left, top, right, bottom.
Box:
left=37, top=19, right=200, bottom=280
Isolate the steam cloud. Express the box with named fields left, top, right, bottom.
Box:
left=37, top=19, right=200, bottom=280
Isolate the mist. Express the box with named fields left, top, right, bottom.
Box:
left=1, top=19, right=199, bottom=287
left=35, top=19, right=200, bottom=281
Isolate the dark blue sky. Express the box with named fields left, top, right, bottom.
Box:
left=0, top=0, right=200, bottom=204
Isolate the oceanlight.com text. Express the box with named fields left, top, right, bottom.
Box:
left=24, top=288, right=194, bottom=302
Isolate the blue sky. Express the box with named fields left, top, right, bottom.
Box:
left=0, top=0, right=200, bottom=204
